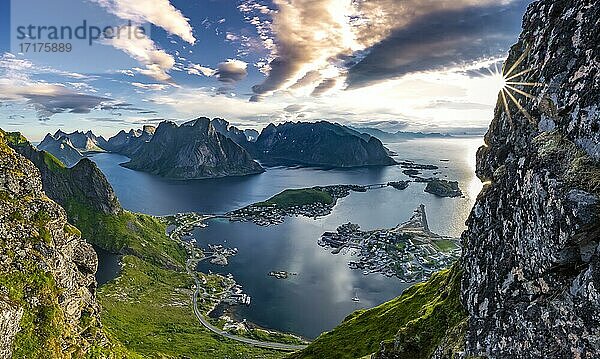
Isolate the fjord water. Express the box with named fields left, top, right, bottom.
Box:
left=91, top=137, right=483, bottom=339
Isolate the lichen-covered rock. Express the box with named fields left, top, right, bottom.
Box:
left=461, top=0, right=600, bottom=357
left=0, top=130, right=110, bottom=357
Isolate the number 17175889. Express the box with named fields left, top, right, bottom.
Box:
left=19, top=42, right=72, bottom=53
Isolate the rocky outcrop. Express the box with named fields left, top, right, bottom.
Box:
left=460, top=0, right=600, bottom=357
left=0, top=129, right=107, bottom=357
left=37, top=134, right=84, bottom=167
left=251, top=121, right=396, bottom=167
left=424, top=179, right=463, bottom=198
left=122, top=118, right=264, bottom=179
left=6, top=135, right=121, bottom=216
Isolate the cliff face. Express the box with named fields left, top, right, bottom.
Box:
left=0, top=130, right=107, bottom=357
left=122, top=118, right=264, bottom=180
left=461, top=0, right=600, bottom=357
left=252, top=121, right=396, bottom=167
left=7, top=138, right=121, bottom=216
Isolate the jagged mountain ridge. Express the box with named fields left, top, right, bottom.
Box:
left=122, top=118, right=265, bottom=180
left=53, top=129, right=107, bottom=151
left=37, top=130, right=110, bottom=167
left=37, top=133, right=84, bottom=167
left=103, top=125, right=156, bottom=157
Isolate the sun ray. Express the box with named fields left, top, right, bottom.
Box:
left=504, top=45, right=531, bottom=78
left=505, top=81, right=545, bottom=87
left=505, top=84, right=536, bottom=99
left=500, top=88, right=513, bottom=126
left=505, top=87, right=536, bottom=124
left=505, top=68, right=533, bottom=81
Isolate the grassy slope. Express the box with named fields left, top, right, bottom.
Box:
left=4, top=131, right=282, bottom=358
left=98, top=256, right=284, bottom=359
left=256, top=188, right=333, bottom=209
left=65, top=200, right=186, bottom=270
left=289, top=265, right=466, bottom=359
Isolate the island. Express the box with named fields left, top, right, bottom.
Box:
left=228, top=185, right=366, bottom=226
left=318, top=204, right=460, bottom=282
left=424, top=179, right=463, bottom=197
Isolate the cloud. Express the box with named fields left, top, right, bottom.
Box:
left=422, top=100, right=493, bottom=111
left=105, top=26, right=175, bottom=82
left=249, top=0, right=358, bottom=97
left=284, top=104, right=304, bottom=113
left=186, top=63, right=217, bottom=77
left=311, top=78, right=338, bottom=97
left=242, top=0, right=524, bottom=98
left=0, top=80, right=111, bottom=119
left=346, top=1, right=529, bottom=88
left=149, top=87, right=282, bottom=126
left=131, top=82, right=170, bottom=91
left=216, top=59, right=248, bottom=84
left=92, top=0, right=195, bottom=44
left=0, top=53, right=113, bottom=119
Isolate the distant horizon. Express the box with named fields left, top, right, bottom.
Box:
left=19, top=117, right=489, bottom=142
left=1, top=0, right=531, bottom=141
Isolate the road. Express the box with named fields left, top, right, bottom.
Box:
left=186, top=259, right=309, bottom=352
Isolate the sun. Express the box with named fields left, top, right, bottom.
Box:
left=486, top=45, right=545, bottom=126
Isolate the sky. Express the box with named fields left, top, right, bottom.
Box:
left=0, top=0, right=532, bottom=141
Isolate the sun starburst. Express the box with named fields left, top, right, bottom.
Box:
left=486, top=45, right=547, bottom=126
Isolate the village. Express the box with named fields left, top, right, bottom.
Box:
left=318, top=205, right=461, bottom=282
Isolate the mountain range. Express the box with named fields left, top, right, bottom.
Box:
left=39, top=119, right=397, bottom=178
left=248, top=121, right=396, bottom=167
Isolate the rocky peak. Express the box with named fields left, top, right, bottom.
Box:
left=461, top=0, right=600, bottom=357
left=252, top=121, right=396, bottom=167
left=122, top=119, right=264, bottom=179
left=142, top=124, right=156, bottom=135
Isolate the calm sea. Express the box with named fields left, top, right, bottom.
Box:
left=91, top=137, right=483, bottom=338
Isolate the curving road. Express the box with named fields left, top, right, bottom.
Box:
left=186, top=259, right=308, bottom=352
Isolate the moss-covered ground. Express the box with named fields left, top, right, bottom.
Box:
left=65, top=200, right=186, bottom=270
left=288, top=264, right=466, bottom=359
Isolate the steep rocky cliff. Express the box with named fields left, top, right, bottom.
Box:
left=6, top=132, right=184, bottom=269
left=122, top=118, right=264, bottom=179
left=0, top=130, right=112, bottom=357
left=461, top=0, right=600, bottom=357
left=252, top=121, right=396, bottom=167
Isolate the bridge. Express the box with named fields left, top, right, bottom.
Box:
left=364, top=183, right=388, bottom=189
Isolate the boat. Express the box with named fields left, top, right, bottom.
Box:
left=352, top=290, right=360, bottom=302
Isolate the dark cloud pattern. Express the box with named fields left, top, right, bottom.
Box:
left=345, top=1, right=531, bottom=88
